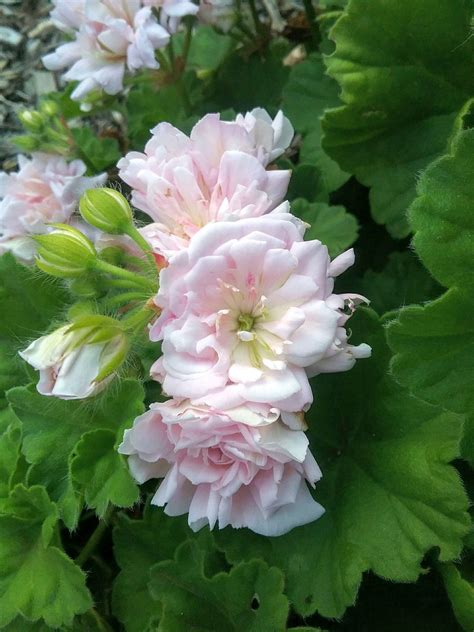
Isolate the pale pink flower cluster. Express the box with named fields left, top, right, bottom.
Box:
left=43, top=0, right=198, bottom=100
left=0, top=153, right=105, bottom=262
left=118, top=110, right=294, bottom=257
left=119, top=109, right=371, bottom=535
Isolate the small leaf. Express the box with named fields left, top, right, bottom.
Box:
left=291, top=198, right=358, bottom=257
left=71, top=127, right=121, bottom=172
left=149, top=539, right=289, bottom=632
left=438, top=563, right=474, bottom=632
left=71, top=428, right=139, bottom=517
left=0, top=485, right=91, bottom=628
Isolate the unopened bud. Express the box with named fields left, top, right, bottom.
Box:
left=19, top=110, right=44, bottom=132
left=40, top=100, right=59, bottom=117
left=19, top=315, right=129, bottom=400
left=35, top=224, right=97, bottom=278
left=80, top=188, right=133, bottom=234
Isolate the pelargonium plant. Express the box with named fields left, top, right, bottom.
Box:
left=0, top=0, right=473, bottom=630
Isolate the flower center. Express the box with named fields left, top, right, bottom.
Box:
left=237, top=313, right=255, bottom=332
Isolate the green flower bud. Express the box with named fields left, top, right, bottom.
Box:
left=19, top=110, right=44, bottom=132
left=13, top=135, right=39, bottom=152
left=40, top=100, right=59, bottom=117
left=35, top=224, right=97, bottom=278
left=80, top=188, right=133, bottom=234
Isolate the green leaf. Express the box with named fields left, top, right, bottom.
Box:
left=213, top=41, right=290, bottom=111
left=322, top=0, right=474, bottom=237
left=0, top=253, right=69, bottom=343
left=387, top=288, right=474, bottom=463
left=355, top=251, right=441, bottom=316
left=283, top=53, right=349, bottom=194
left=71, top=127, right=121, bottom=172
left=387, top=288, right=473, bottom=417
left=0, top=348, right=29, bottom=409
left=409, top=126, right=474, bottom=290
left=112, top=507, right=192, bottom=632
left=0, top=407, right=22, bottom=497
left=216, top=310, right=470, bottom=618
left=149, top=539, right=289, bottom=632
left=185, top=26, right=234, bottom=72
left=70, top=429, right=139, bottom=517
left=0, top=485, right=91, bottom=628
left=7, top=379, right=144, bottom=528
left=125, top=83, right=189, bottom=150
left=438, top=563, right=474, bottom=632
left=291, top=198, right=358, bottom=257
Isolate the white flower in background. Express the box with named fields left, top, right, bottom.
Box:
left=43, top=0, right=171, bottom=100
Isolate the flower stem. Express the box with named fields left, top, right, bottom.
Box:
left=123, top=225, right=157, bottom=269
left=105, top=291, right=147, bottom=308
left=121, top=305, right=157, bottom=333
left=248, top=0, right=265, bottom=36
left=95, top=259, right=156, bottom=292
left=302, top=0, right=319, bottom=47
left=75, top=505, right=115, bottom=568
left=182, top=18, right=195, bottom=68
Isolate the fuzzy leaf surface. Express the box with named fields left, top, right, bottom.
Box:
left=322, top=0, right=474, bottom=237
left=0, top=485, right=91, bottom=628
left=7, top=379, right=144, bottom=528
left=149, top=539, right=289, bottom=632
left=70, top=428, right=139, bottom=517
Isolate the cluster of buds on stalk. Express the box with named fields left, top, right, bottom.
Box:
left=15, top=101, right=72, bottom=156
left=21, top=188, right=160, bottom=399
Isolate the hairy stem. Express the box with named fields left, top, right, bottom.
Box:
left=75, top=505, right=115, bottom=568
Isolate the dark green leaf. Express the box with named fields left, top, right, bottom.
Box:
left=322, top=0, right=474, bottom=237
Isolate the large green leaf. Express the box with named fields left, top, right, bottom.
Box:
left=282, top=53, right=349, bottom=195
left=216, top=310, right=470, bottom=618
left=70, top=429, right=139, bottom=517
left=409, top=125, right=474, bottom=290
left=112, top=508, right=192, bottom=632
left=387, top=124, right=474, bottom=463
left=0, top=485, right=91, bottom=628
left=149, top=539, right=289, bottom=632
left=322, top=0, right=474, bottom=237
left=7, top=379, right=144, bottom=528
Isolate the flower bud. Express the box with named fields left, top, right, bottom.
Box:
left=19, top=315, right=129, bottom=400
left=80, top=188, right=133, bottom=235
left=35, top=224, right=97, bottom=278
left=40, top=100, right=59, bottom=117
left=19, top=110, right=44, bottom=132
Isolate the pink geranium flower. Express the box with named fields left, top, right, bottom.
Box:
left=150, top=215, right=371, bottom=418
left=119, top=399, right=324, bottom=536
left=0, top=153, right=105, bottom=262
left=117, top=111, right=292, bottom=257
